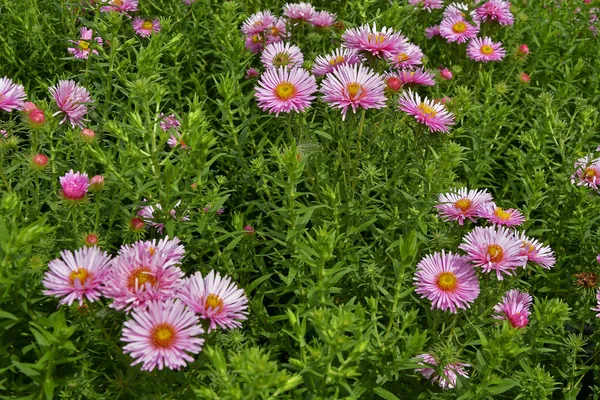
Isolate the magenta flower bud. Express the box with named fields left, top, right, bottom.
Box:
left=243, top=225, right=255, bottom=235
left=519, top=72, right=531, bottom=84
left=80, top=128, right=96, bottom=143
left=32, top=154, right=49, bottom=170
left=130, top=217, right=145, bottom=232
left=385, top=76, right=402, bottom=92
left=89, top=175, right=105, bottom=191
left=217, top=208, right=225, bottom=215
left=439, top=68, right=453, bottom=80
left=517, top=44, right=529, bottom=56
left=245, top=67, right=259, bottom=79
left=84, top=233, right=99, bottom=247
left=28, top=108, right=46, bottom=127
left=59, top=170, right=89, bottom=200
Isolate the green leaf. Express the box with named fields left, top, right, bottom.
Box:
left=373, top=387, right=400, bottom=400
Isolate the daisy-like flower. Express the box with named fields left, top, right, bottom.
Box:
left=49, top=80, right=92, bottom=128
left=60, top=170, right=90, bottom=200
left=416, top=353, right=470, bottom=389
left=467, top=37, right=506, bottom=62
left=435, top=188, right=494, bottom=225
left=103, top=240, right=185, bottom=312
left=414, top=251, right=480, bottom=313
left=478, top=203, right=525, bottom=227
left=260, top=42, right=304, bottom=70
left=516, top=232, right=556, bottom=269
left=320, top=63, right=386, bottom=121
left=266, top=18, right=288, bottom=44
left=397, top=68, right=436, bottom=86
left=254, top=66, right=317, bottom=116
left=179, top=270, right=249, bottom=331
left=132, top=17, right=161, bottom=38
left=122, top=299, right=204, bottom=371
left=493, top=289, right=533, bottom=328
left=425, top=25, right=441, bottom=38
left=387, top=43, right=424, bottom=69
left=137, top=200, right=189, bottom=233
left=342, top=24, right=407, bottom=58
left=100, top=0, right=139, bottom=14
left=444, top=2, right=471, bottom=19
left=439, top=16, right=480, bottom=43
left=245, top=68, right=259, bottom=79
left=241, top=10, right=277, bottom=35
left=398, top=89, right=455, bottom=133
left=283, top=2, right=316, bottom=21
left=309, top=11, right=336, bottom=27
left=475, top=0, right=514, bottom=25
left=118, top=236, right=186, bottom=265
left=312, top=48, right=362, bottom=76
left=592, top=289, right=600, bottom=318
left=167, top=132, right=189, bottom=149
left=43, top=246, right=112, bottom=306
left=459, top=225, right=527, bottom=280
left=571, top=155, right=600, bottom=190
left=245, top=33, right=265, bottom=53
left=409, top=0, right=444, bottom=12
left=68, top=27, right=102, bottom=59
left=159, top=113, right=181, bottom=132
left=0, top=76, right=26, bottom=112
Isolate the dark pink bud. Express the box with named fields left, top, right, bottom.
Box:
left=32, top=154, right=49, bottom=169
left=243, top=225, right=255, bottom=235
left=386, top=77, right=402, bottom=92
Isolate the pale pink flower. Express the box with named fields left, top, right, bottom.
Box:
left=255, top=66, right=317, bottom=115
left=266, top=18, right=288, bottom=43
left=261, top=42, right=304, bottom=69
left=60, top=170, right=89, bottom=200
left=0, top=76, right=26, bottom=112
left=444, top=2, right=471, bottom=19
left=312, top=48, right=362, bottom=76
left=475, top=0, right=514, bottom=25
left=309, top=11, right=336, bottom=27
left=397, top=68, right=436, bottom=86
left=118, top=236, right=185, bottom=265
left=342, top=24, right=407, bottom=57
left=435, top=188, right=493, bottom=225
left=159, top=113, right=181, bottom=132
left=398, top=89, right=455, bottom=133
left=68, top=27, right=102, bottom=59
left=571, top=155, right=600, bottom=190
left=425, top=25, right=441, bottom=39
left=439, top=16, right=480, bottom=43
left=167, top=132, right=189, bottom=149
left=283, top=2, right=316, bottom=21
left=43, top=246, right=112, bottom=306
left=593, top=289, right=600, bottom=318
left=387, top=43, right=424, bottom=69
left=121, top=299, right=204, bottom=371
left=516, top=232, right=556, bottom=269
left=137, top=200, right=189, bottom=233
left=132, top=17, right=161, bottom=38
left=409, top=0, right=444, bottom=12
left=493, top=289, right=532, bottom=328
left=241, top=10, right=277, bottom=35
left=101, top=0, right=138, bottom=14
left=467, top=37, right=506, bottom=62
left=478, top=203, right=525, bottom=227
left=49, top=80, right=92, bottom=127
left=179, top=270, right=248, bottom=331
left=416, top=353, right=470, bottom=389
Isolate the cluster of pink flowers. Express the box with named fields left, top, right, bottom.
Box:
left=42, top=237, right=249, bottom=372
left=158, top=113, right=189, bottom=149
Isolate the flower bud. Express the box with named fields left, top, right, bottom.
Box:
left=89, top=175, right=105, bottom=191
left=80, top=128, right=96, bottom=144
left=32, top=154, right=49, bottom=170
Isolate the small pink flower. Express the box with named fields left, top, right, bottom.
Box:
left=159, top=113, right=181, bottom=131
left=245, top=33, right=265, bottom=53
left=312, top=48, right=362, bottom=76
left=68, top=27, right=102, bottom=59
left=409, top=0, right=444, bottom=12
left=167, top=132, right=189, bottom=149
left=478, top=203, right=525, bottom=227
left=49, top=80, right=92, bottom=128
left=425, top=25, right=441, bottom=39
left=467, top=37, right=506, bottom=62
left=475, top=0, right=514, bottom=25
left=243, top=225, right=255, bottom=235
left=592, top=289, right=600, bottom=318
left=132, top=17, right=161, bottom=38
left=60, top=170, right=90, bottom=200
left=436, top=188, right=493, bottom=225
left=283, top=2, right=316, bottom=21
left=266, top=18, right=288, bottom=44
left=519, top=72, right=531, bottom=84
left=255, top=67, right=317, bottom=116
left=416, top=353, right=470, bottom=389
left=387, top=43, right=424, bottom=70
left=493, top=289, right=532, bottom=328
left=241, top=10, right=277, bottom=35
left=398, top=89, right=455, bottom=133
left=309, top=11, right=336, bottom=27
left=439, top=16, right=480, bottom=43
left=439, top=68, right=453, bottom=80
left=342, top=24, right=407, bottom=58
left=101, top=0, right=139, bottom=14
left=245, top=68, right=259, bottom=79
left=397, top=68, right=436, bottom=86
left=571, top=155, right=600, bottom=190
left=516, top=232, right=556, bottom=269
left=0, top=76, right=26, bottom=112
left=261, top=42, right=304, bottom=69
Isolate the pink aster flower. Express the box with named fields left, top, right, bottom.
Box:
left=182, top=0, right=197, bottom=4
left=414, top=251, right=480, bottom=313
left=42, top=246, right=112, bottom=306
left=119, top=236, right=186, bottom=265
left=475, top=0, right=514, bottom=25
left=167, top=132, right=189, bottom=149
left=320, top=64, right=386, bottom=121
left=444, top=2, right=471, bottom=19
left=459, top=225, right=527, bottom=280
left=179, top=270, right=248, bottom=332
left=159, top=113, right=181, bottom=132
left=416, top=353, right=470, bottom=389
left=103, top=240, right=185, bottom=312
left=245, top=68, right=259, bottom=79
left=409, top=0, right=444, bottom=12
left=493, top=289, right=532, bottom=328
left=121, top=299, right=204, bottom=371
left=571, top=155, right=600, bottom=190
left=435, top=188, right=493, bottom=224
left=0, top=76, right=26, bottom=112
left=398, top=89, right=455, bottom=133
left=49, top=80, right=92, bottom=128
left=439, top=16, right=480, bottom=43
left=241, top=10, right=277, bottom=35
left=593, top=289, right=600, bottom=318
left=309, top=11, right=336, bottom=27
left=516, top=232, right=556, bottom=269
left=266, top=18, right=288, bottom=44
left=387, top=43, right=424, bottom=69
left=100, top=0, right=138, bottom=14
left=261, top=42, right=304, bottom=69
left=132, top=17, right=161, bottom=38
left=59, top=170, right=89, bottom=200
left=397, top=68, right=436, bottom=86
left=245, top=33, right=265, bottom=53
left=467, top=37, right=506, bottom=62
left=283, top=2, right=316, bottom=21
left=439, top=68, right=453, bottom=80
left=312, top=48, right=362, bottom=76
left=342, top=24, right=407, bottom=58
left=254, top=66, right=317, bottom=116
left=425, top=25, right=441, bottom=39
left=478, top=203, right=525, bottom=227
left=68, top=27, right=102, bottom=59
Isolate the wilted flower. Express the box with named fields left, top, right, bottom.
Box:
left=574, top=272, right=598, bottom=289
left=416, top=353, right=470, bottom=389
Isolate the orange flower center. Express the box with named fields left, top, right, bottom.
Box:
left=275, top=82, right=296, bottom=100
left=584, top=168, right=597, bottom=179
left=397, top=53, right=409, bottom=61
left=205, top=293, right=224, bottom=311
left=151, top=323, right=176, bottom=348
left=142, top=20, right=153, bottom=30
left=494, top=207, right=512, bottom=221
left=79, top=40, right=90, bottom=50
left=69, top=268, right=90, bottom=286
left=452, top=21, right=467, bottom=33
left=128, top=267, right=158, bottom=290
left=437, top=271, right=458, bottom=291
left=368, top=33, right=386, bottom=44
left=273, top=52, right=292, bottom=67
left=113, top=0, right=123, bottom=5
left=149, top=247, right=156, bottom=256
left=270, top=26, right=280, bottom=36
left=454, top=198, right=472, bottom=212
left=328, top=55, right=345, bottom=66
left=522, top=241, right=535, bottom=253
left=418, top=102, right=437, bottom=117
left=481, top=45, right=494, bottom=55
left=487, top=244, right=504, bottom=263
left=346, top=82, right=364, bottom=100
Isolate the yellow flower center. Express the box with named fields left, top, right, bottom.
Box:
left=454, top=198, right=472, bottom=212
left=368, top=33, right=386, bottom=44
left=251, top=34, right=261, bottom=44
left=346, top=82, right=364, bottom=100
left=452, top=21, right=467, bottom=33
left=418, top=102, right=437, bottom=117
left=397, top=53, right=409, bottom=61
left=584, top=167, right=596, bottom=179
left=275, top=82, right=296, bottom=100
left=273, top=52, right=292, bottom=67
left=494, top=208, right=511, bottom=221
left=79, top=40, right=90, bottom=50
left=128, top=267, right=158, bottom=290
left=151, top=323, right=176, bottom=348
left=481, top=45, right=494, bottom=55
left=523, top=241, right=535, bottom=253
left=328, top=55, right=345, bottom=66
left=270, top=26, right=280, bottom=36
left=487, top=244, right=504, bottom=263
left=113, top=0, right=123, bottom=5
left=69, top=268, right=90, bottom=285
left=142, top=20, right=153, bottom=30
left=205, top=293, right=224, bottom=311
left=437, top=271, right=458, bottom=291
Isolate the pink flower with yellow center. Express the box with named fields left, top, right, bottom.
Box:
left=312, top=48, right=362, bottom=76
left=478, top=203, right=525, bottom=227
left=309, top=11, right=336, bottom=27
left=260, top=42, right=304, bottom=70
left=439, top=16, right=480, bottom=43
left=254, top=66, right=317, bottom=115
left=467, top=37, right=506, bottom=62
left=0, top=76, right=26, bottom=112
left=493, top=289, right=532, bottom=328
left=416, top=353, right=470, bottom=389
left=43, top=246, right=112, bottom=306
left=475, top=0, right=514, bottom=26
left=266, top=18, right=288, bottom=44
left=571, top=155, right=600, bottom=190
left=414, top=251, right=480, bottom=313
left=121, top=299, right=204, bottom=371
left=241, top=10, right=277, bottom=35
left=387, top=43, right=424, bottom=69
left=398, top=89, right=455, bottom=133
left=49, top=80, right=92, bottom=127
left=68, top=27, right=102, bottom=59
left=435, top=187, right=493, bottom=225
left=397, top=68, right=436, bottom=86
left=515, top=232, right=556, bottom=269
left=100, top=0, right=138, bottom=14
left=245, top=33, right=265, bottom=53
left=132, top=17, right=161, bottom=38
left=342, top=24, right=407, bottom=58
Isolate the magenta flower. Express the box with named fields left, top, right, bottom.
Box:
left=435, top=188, right=493, bottom=225
left=43, top=246, right=112, bottom=306
left=478, top=203, right=525, bottom=227
left=167, top=132, right=189, bottom=149
left=60, top=170, right=89, bottom=200
left=414, top=251, right=480, bottom=313
left=416, top=353, right=470, bottom=389
left=493, top=289, right=532, bottom=328
left=283, top=2, right=316, bottom=21
left=118, top=236, right=186, bottom=265
left=245, top=33, right=265, bottom=53
left=397, top=68, right=436, bottom=86
left=159, top=113, right=181, bottom=132
left=309, top=10, right=336, bottom=27
left=593, top=289, right=600, bottom=318
left=467, top=37, right=506, bottom=62
left=132, top=17, right=161, bottom=38
left=439, top=68, right=453, bottom=80
left=320, top=64, right=386, bottom=121
left=312, top=48, right=362, bottom=76
left=409, top=0, right=444, bottom=12
left=261, top=42, right=304, bottom=69
left=0, top=76, right=26, bottom=112
left=425, top=25, right=441, bottom=39
left=443, top=2, right=471, bottom=19
left=179, top=270, right=249, bottom=332
left=515, top=232, right=556, bottom=269
left=475, top=0, right=514, bottom=25
left=68, top=27, right=102, bottom=59
left=387, top=43, right=424, bottom=70
left=266, top=18, right=288, bottom=44
left=571, top=155, right=600, bottom=190
left=49, top=80, right=92, bottom=127
left=342, top=24, right=407, bottom=58
left=459, top=225, right=527, bottom=280
left=100, top=0, right=138, bottom=14
left=122, top=299, right=204, bottom=371
left=255, top=66, right=317, bottom=116
left=241, top=10, right=277, bottom=35
left=439, top=16, right=480, bottom=43
left=398, top=89, right=455, bottom=133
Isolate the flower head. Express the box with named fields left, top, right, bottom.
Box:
left=387, top=43, right=424, bottom=69
left=0, top=76, right=26, bottom=112
left=245, top=68, right=260, bottom=79
left=89, top=175, right=105, bottom=191
left=43, top=246, right=112, bottom=306
left=519, top=72, right=531, bottom=84
left=516, top=232, right=556, bottom=269
left=571, top=155, right=600, bottom=190
left=397, top=68, right=436, bottom=86
left=425, top=25, right=441, bottom=38
left=439, top=16, right=480, bottom=43
left=133, top=17, right=161, bottom=38
left=439, top=68, right=453, bottom=80
left=493, top=289, right=532, bottom=328
left=342, top=24, right=407, bottom=57
left=60, top=170, right=90, bottom=200
left=49, top=80, right=92, bottom=127
left=261, top=42, right=304, bottom=70
left=68, top=27, right=102, bottom=59
left=32, top=153, right=49, bottom=170
left=398, top=89, right=455, bottom=133
left=478, top=203, right=525, bottom=227
left=266, top=18, right=288, bottom=43
left=179, top=270, right=249, bottom=332
left=167, top=132, right=189, bottom=149
left=309, top=11, right=336, bottom=27
left=312, top=48, right=362, bottom=76
left=416, top=353, right=470, bottom=389
left=245, top=33, right=265, bottom=53
left=283, top=2, right=316, bottom=21
left=241, top=10, right=277, bottom=35
left=475, top=0, right=514, bottom=25
left=409, top=0, right=444, bottom=12
left=254, top=66, right=317, bottom=116
left=137, top=200, right=189, bottom=233
left=467, top=37, right=506, bottom=62
left=517, top=44, right=530, bottom=56
left=435, top=188, right=493, bottom=224
left=101, top=0, right=139, bottom=14
left=122, top=299, right=204, bottom=371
